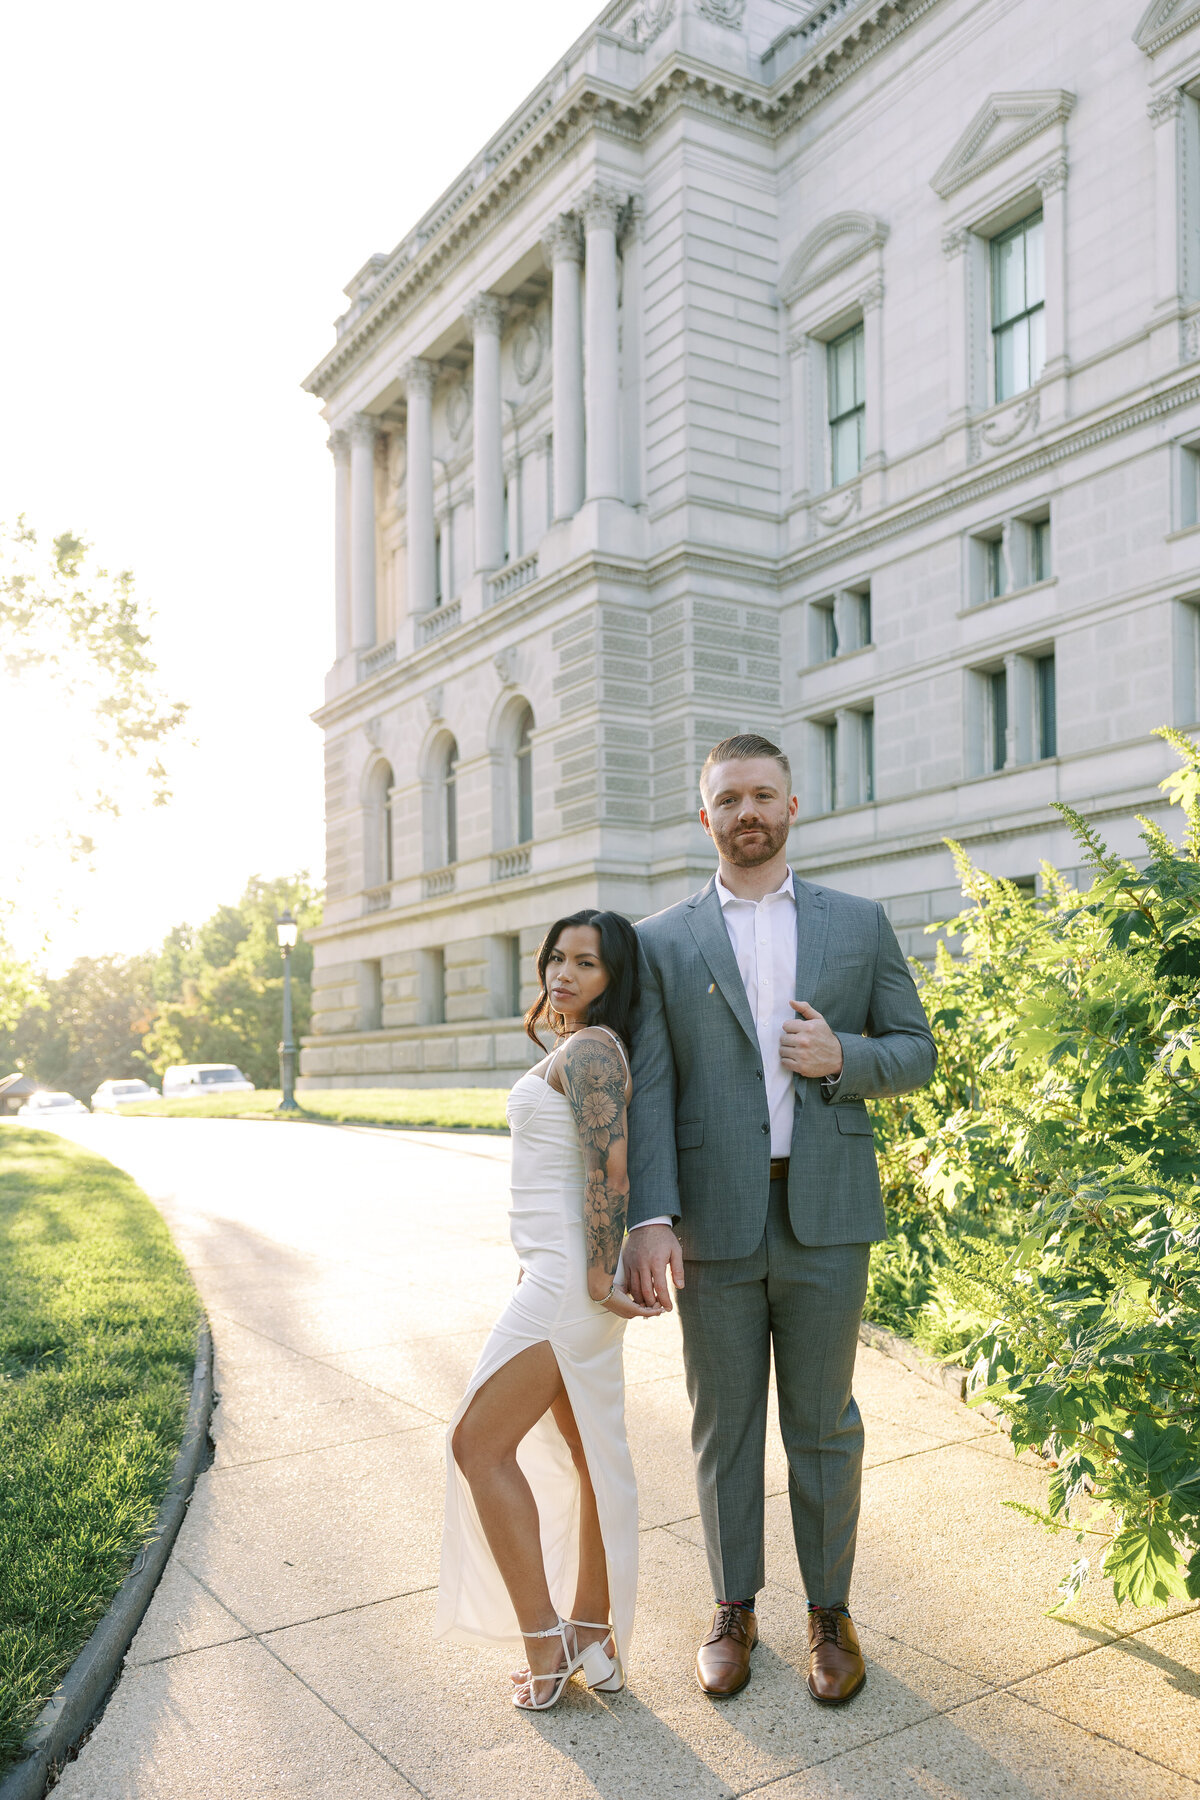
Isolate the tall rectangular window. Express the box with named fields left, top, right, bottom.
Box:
left=1030, top=517, right=1051, bottom=583
left=823, top=721, right=838, bottom=812
left=827, top=324, right=865, bottom=486
left=992, top=212, right=1045, bottom=401
left=986, top=536, right=1008, bottom=601
left=1037, top=653, right=1057, bottom=759
left=862, top=709, right=875, bottom=803
left=990, top=669, right=1008, bottom=772
left=813, top=599, right=838, bottom=662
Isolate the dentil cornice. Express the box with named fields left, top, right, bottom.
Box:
left=1135, top=0, right=1200, bottom=55
left=302, top=0, right=935, bottom=402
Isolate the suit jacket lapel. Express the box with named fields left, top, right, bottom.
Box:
left=685, top=879, right=760, bottom=1055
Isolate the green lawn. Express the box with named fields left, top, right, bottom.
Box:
left=0, top=1127, right=199, bottom=1773
left=120, top=1087, right=511, bottom=1131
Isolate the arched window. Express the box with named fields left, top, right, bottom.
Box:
left=366, top=760, right=394, bottom=888
left=515, top=707, right=534, bottom=845
left=444, top=738, right=459, bottom=866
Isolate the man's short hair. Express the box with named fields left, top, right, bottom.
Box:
left=700, top=733, right=792, bottom=799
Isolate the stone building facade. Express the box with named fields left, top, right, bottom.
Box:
left=300, top=0, right=1200, bottom=1090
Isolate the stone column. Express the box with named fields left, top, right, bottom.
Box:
left=1150, top=91, right=1185, bottom=310
left=1036, top=158, right=1069, bottom=421
left=465, top=294, right=506, bottom=571
left=404, top=358, right=438, bottom=614
left=834, top=708, right=862, bottom=811
left=348, top=413, right=379, bottom=651
left=583, top=183, right=623, bottom=501
left=541, top=214, right=585, bottom=519
left=328, top=429, right=351, bottom=659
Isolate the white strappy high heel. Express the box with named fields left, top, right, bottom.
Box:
left=566, top=1617, right=624, bottom=1692
left=511, top=1618, right=585, bottom=1712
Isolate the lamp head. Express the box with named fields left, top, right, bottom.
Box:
left=276, top=909, right=298, bottom=951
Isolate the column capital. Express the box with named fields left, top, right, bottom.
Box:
left=464, top=292, right=507, bottom=338
left=403, top=357, right=439, bottom=398
left=348, top=412, right=381, bottom=447
left=785, top=327, right=809, bottom=359
left=1148, top=88, right=1185, bottom=127
left=580, top=182, right=625, bottom=234
left=1035, top=156, right=1068, bottom=196
left=541, top=213, right=583, bottom=266
left=327, top=427, right=350, bottom=461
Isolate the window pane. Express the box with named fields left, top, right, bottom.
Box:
left=1038, top=654, right=1057, bottom=759
left=994, top=320, right=1018, bottom=401
left=858, top=590, right=872, bottom=647
left=824, top=723, right=838, bottom=811
left=1032, top=519, right=1051, bottom=583
left=852, top=326, right=866, bottom=405
left=831, top=411, right=863, bottom=485
left=824, top=607, right=839, bottom=659
left=1024, top=215, right=1045, bottom=306
left=1028, top=304, right=1046, bottom=386
left=862, top=712, right=875, bottom=803
left=990, top=670, right=1008, bottom=771
left=827, top=326, right=864, bottom=419
left=517, top=750, right=533, bottom=844
left=992, top=228, right=1026, bottom=326
left=987, top=539, right=1007, bottom=600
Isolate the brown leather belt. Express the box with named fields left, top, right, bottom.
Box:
left=769, top=1157, right=790, bottom=1182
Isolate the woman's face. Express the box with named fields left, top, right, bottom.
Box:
left=545, top=925, right=609, bottom=1028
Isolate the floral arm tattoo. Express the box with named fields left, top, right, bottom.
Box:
left=560, top=1036, right=630, bottom=1288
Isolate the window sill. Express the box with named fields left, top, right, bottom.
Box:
left=959, top=577, right=1056, bottom=618
left=801, top=642, right=876, bottom=673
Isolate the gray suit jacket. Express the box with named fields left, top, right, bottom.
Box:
left=627, top=875, right=936, bottom=1258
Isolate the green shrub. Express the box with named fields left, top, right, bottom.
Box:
left=872, top=729, right=1200, bottom=1610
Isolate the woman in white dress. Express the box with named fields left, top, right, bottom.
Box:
left=435, top=909, right=661, bottom=1711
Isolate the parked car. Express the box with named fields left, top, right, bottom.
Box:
left=91, top=1078, right=161, bottom=1110
left=161, top=1063, right=255, bottom=1099
left=17, top=1090, right=88, bottom=1116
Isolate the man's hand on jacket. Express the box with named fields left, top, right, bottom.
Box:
left=780, top=1001, right=844, bottom=1078
left=623, top=1223, right=685, bottom=1311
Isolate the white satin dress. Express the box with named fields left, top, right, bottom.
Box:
left=434, top=1032, right=639, bottom=1671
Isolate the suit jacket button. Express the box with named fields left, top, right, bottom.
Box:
left=760, top=1123, right=769, bottom=1134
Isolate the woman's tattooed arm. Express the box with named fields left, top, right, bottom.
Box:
left=559, top=1034, right=630, bottom=1300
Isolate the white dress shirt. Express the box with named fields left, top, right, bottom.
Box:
left=629, top=864, right=799, bottom=1236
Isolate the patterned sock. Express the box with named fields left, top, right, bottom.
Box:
left=808, top=1599, right=850, bottom=1616
left=718, top=1597, right=755, bottom=1611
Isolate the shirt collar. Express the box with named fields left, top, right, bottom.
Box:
left=715, top=865, right=796, bottom=908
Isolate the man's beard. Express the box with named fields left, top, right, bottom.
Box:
left=713, top=814, right=791, bottom=868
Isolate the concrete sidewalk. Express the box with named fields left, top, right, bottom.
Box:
left=45, top=1116, right=1199, bottom=1800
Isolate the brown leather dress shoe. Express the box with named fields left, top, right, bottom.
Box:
left=696, top=1602, right=757, bottom=1696
left=806, top=1607, right=866, bottom=1704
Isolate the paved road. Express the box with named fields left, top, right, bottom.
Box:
left=32, top=1116, right=1199, bottom=1799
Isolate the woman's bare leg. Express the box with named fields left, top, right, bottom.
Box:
left=452, top=1342, right=569, bottom=1696
left=550, top=1388, right=611, bottom=1653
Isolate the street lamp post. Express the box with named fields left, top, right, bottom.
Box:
left=276, top=909, right=300, bottom=1113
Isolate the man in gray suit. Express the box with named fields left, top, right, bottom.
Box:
left=623, top=734, right=935, bottom=1704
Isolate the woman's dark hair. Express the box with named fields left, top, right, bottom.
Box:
left=524, top=909, right=640, bottom=1049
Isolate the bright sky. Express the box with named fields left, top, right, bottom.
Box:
left=1, top=0, right=604, bottom=972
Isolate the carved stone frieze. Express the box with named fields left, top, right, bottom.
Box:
left=493, top=647, right=517, bottom=686
left=512, top=310, right=546, bottom=385
left=1036, top=157, right=1069, bottom=196
left=620, top=0, right=674, bottom=43
left=424, top=686, right=444, bottom=721
left=445, top=379, right=472, bottom=439
left=1182, top=313, right=1200, bottom=362
left=814, top=484, right=861, bottom=529
left=697, top=0, right=745, bottom=25
left=968, top=393, right=1040, bottom=462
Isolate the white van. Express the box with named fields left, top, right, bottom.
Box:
left=161, top=1063, right=255, bottom=1099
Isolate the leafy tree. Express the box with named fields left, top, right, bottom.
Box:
left=0, top=955, right=156, bottom=1098
left=0, top=518, right=187, bottom=846
left=142, top=876, right=322, bottom=1089
left=871, top=730, right=1200, bottom=1610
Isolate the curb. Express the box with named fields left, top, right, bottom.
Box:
left=122, top=1112, right=511, bottom=1139
left=858, top=1317, right=970, bottom=1399
left=0, top=1319, right=215, bottom=1800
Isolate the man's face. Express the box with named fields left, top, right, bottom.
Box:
left=700, top=757, right=798, bottom=867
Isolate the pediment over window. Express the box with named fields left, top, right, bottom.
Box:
left=1135, top=0, right=1200, bottom=54
left=931, top=91, right=1074, bottom=199
left=779, top=212, right=887, bottom=305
